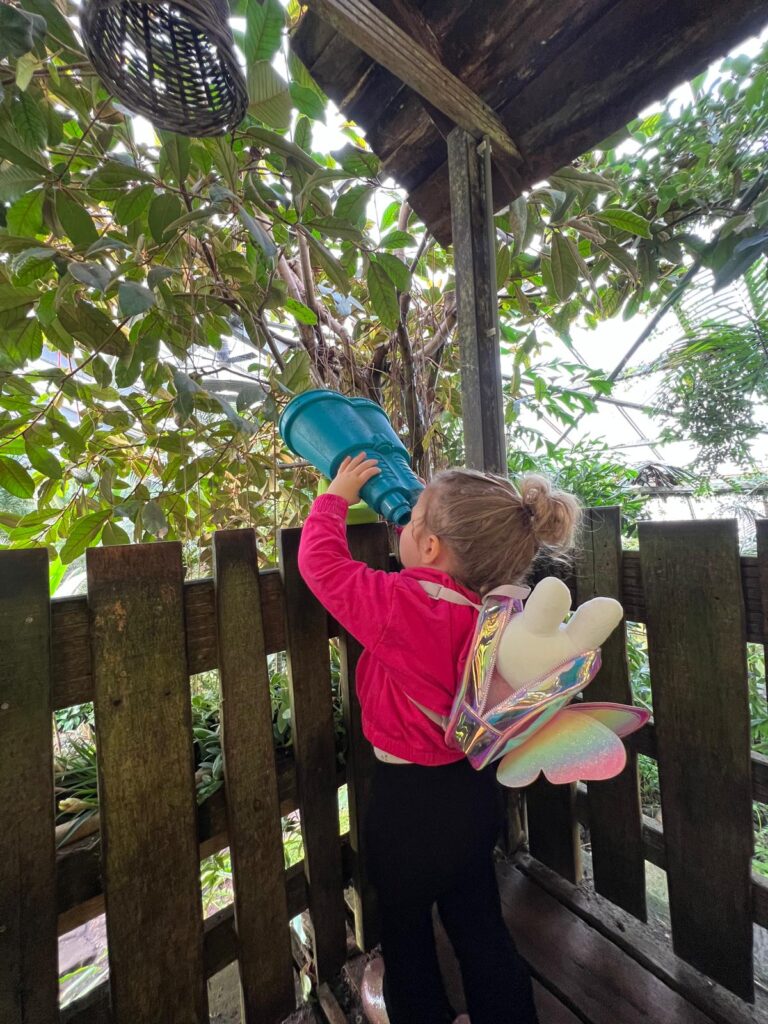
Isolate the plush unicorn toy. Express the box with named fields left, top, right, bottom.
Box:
left=440, top=575, right=648, bottom=788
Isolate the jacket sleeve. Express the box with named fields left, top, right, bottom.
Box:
left=297, top=493, right=396, bottom=650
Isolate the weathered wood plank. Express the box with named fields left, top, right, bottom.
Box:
left=447, top=127, right=506, bottom=475
left=87, top=543, right=207, bottom=1023
left=577, top=507, right=646, bottom=920
left=305, top=0, right=522, bottom=160
left=638, top=519, right=753, bottom=999
left=517, top=854, right=768, bottom=1024
left=47, top=546, right=768, bottom=711
left=60, top=852, right=329, bottom=1024
left=278, top=528, right=347, bottom=981
left=499, top=861, right=714, bottom=1024
left=0, top=549, right=58, bottom=1024
left=525, top=777, right=581, bottom=884
left=56, top=758, right=347, bottom=935
left=338, top=523, right=390, bottom=951
left=213, top=530, right=295, bottom=1024
left=757, top=520, right=768, bottom=703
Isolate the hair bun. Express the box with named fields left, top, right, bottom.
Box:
left=518, top=474, right=580, bottom=548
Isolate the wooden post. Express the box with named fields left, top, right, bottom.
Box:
left=577, top=508, right=646, bottom=920
left=278, top=528, right=347, bottom=981
left=447, top=126, right=506, bottom=475
left=0, top=549, right=58, bottom=1024
left=639, top=520, right=753, bottom=1000
left=338, top=523, right=390, bottom=951
left=87, top=543, right=208, bottom=1024
left=213, top=530, right=295, bottom=1024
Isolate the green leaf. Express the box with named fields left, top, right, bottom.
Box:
left=290, top=82, right=326, bottom=121
left=0, top=284, right=39, bottom=314
left=11, top=245, right=55, bottom=277
left=334, top=183, right=372, bottom=227
left=235, top=382, right=267, bottom=411
left=158, top=131, right=190, bottom=184
left=245, top=125, right=319, bottom=174
left=147, top=266, right=178, bottom=289
left=496, top=244, right=510, bottom=290
left=248, top=61, right=292, bottom=130
left=549, top=166, right=618, bottom=193
left=12, top=92, right=47, bottom=149
left=303, top=230, right=351, bottom=295
left=87, top=158, right=155, bottom=189
left=148, top=193, right=183, bottom=244
left=380, top=200, right=401, bottom=231
left=244, top=0, right=284, bottom=62
left=118, top=281, right=155, bottom=316
left=57, top=301, right=128, bottom=356
left=236, top=206, right=277, bottom=258
left=0, top=124, right=48, bottom=173
left=374, top=252, right=410, bottom=292
left=284, top=297, right=318, bottom=324
left=24, top=437, right=62, bottom=478
left=114, top=184, right=155, bottom=225
left=367, top=260, right=400, bottom=329
left=278, top=350, right=311, bottom=394
left=0, top=456, right=35, bottom=498
left=55, top=193, right=99, bottom=247
left=550, top=233, right=579, bottom=301
left=310, top=216, right=363, bottom=242
left=173, top=370, right=204, bottom=419
left=379, top=228, right=416, bottom=250
left=597, top=238, right=640, bottom=282
left=0, top=314, right=42, bottom=369
left=6, top=188, right=44, bottom=236
left=0, top=165, right=43, bottom=203
left=68, top=262, right=111, bottom=292
left=337, top=144, right=380, bottom=178
left=595, top=208, right=652, bottom=239
left=142, top=499, right=168, bottom=537
left=102, top=521, right=131, bottom=546
left=0, top=5, right=46, bottom=60
left=60, top=510, right=111, bottom=564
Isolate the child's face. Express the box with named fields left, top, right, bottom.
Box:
left=398, top=489, right=433, bottom=569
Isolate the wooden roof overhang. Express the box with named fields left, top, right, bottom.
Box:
left=292, top=0, right=768, bottom=245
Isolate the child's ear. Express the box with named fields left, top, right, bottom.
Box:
left=421, top=533, right=442, bottom=564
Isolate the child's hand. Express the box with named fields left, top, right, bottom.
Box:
left=327, top=453, right=380, bottom=505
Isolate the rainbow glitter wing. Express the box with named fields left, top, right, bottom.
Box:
left=495, top=702, right=649, bottom=789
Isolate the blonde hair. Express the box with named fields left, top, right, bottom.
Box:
left=419, top=469, right=580, bottom=596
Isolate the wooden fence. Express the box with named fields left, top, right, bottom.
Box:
left=1, top=510, right=766, bottom=1023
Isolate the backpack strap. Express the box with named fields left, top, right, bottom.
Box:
left=418, top=579, right=531, bottom=609
left=417, top=579, right=482, bottom=611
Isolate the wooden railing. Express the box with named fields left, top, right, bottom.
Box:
left=2, top=510, right=766, bottom=1022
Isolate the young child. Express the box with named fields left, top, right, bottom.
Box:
left=298, top=454, right=580, bottom=1024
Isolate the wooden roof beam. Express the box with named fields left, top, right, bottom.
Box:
left=304, top=0, right=523, bottom=164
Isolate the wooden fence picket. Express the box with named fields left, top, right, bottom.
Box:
left=278, top=528, right=347, bottom=981
left=338, top=522, right=390, bottom=950
left=87, top=543, right=207, bottom=1024
left=0, top=548, right=58, bottom=1024
left=577, top=507, right=646, bottom=920
left=639, top=520, right=753, bottom=999
left=213, top=530, right=295, bottom=1023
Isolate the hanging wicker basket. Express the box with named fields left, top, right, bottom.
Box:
left=80, top=0, right=248, bottom=137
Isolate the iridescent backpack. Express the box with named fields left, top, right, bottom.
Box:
left=413, top=577, right=648, bottom=787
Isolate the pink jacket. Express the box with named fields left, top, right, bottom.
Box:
left=297, top=493, right=480, bottom=765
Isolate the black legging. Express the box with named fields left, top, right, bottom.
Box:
left=364, top=758, right=539, bottom=1024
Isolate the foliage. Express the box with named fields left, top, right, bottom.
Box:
left=509, top=437, right=647, bottom=529
left=1, top=5, right=765, bottom=574
left=648, top=260, right=768, bottom=471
